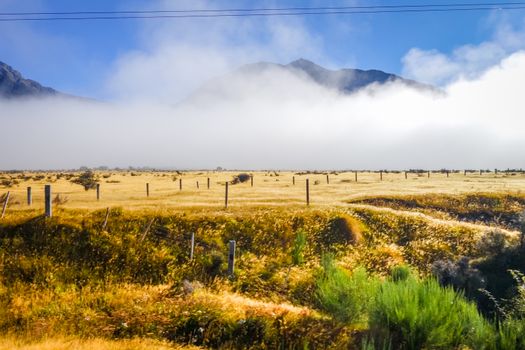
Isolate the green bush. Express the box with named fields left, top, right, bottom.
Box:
left=291, top=230, right=306, bottom=265
left=369, top=275, right=493, bottom=349
left=71, top=170, right=99, bottom=191
left=316, top=254, right=378, bottom=324
left=389, top=265, right=411, bottom=282
left=495, top=318, right=525, bottom=350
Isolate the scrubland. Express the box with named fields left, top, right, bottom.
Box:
left=1, top=170, right=525, bottom=349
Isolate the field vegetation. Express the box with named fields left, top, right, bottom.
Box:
left=1, top=170, right=525, bottom=348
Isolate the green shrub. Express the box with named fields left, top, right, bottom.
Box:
left=389, top=265, right=411, bottom=282
left=291, top=230, right=306, bottom=265
left=316, top=254, right=378, bottom=324
left=361, top=337, right=392, bottom=350
left=369, top=276, right=493, bottom=349
left=71, top=170, right=99, bottom=191
left=495, top=318, right=525, bottom=350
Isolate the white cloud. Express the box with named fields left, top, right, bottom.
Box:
left=402, top=18, right=525, bottom=86
left=2, top=51, right=525, bottom=169
left=104, top=0, right=328, bottom=103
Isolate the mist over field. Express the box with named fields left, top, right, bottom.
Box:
left=1, top=0, right=525, bottom=170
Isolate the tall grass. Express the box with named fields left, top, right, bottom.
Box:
left=291, top=230, right=307, bottom=265
left=369, top=274, right=493, bottom=349
left=315, top=254, right=378, bottom=324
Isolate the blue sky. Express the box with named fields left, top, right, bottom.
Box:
left=1, top=0, right=524, bottom=99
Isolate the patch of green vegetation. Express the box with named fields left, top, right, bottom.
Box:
left=369, top=272, right=492, bottom=349
left=315, top=254, right=378, bottom=324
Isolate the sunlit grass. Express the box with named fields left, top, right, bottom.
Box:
left=1, top=170, right=525, bottom=213
left=0, top=337, right=200, bottom=350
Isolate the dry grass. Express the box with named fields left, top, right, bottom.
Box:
left=1, top=171, right=524, bottom=213
left=0, top=337, right=200, bottom=350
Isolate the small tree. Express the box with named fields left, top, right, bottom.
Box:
left=71, top=170, right=98, bottom=191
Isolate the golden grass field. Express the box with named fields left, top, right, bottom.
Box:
left=2, top=170, right=525, bottom=349
left=0, top=337, right=200, bottom=350
left=2, top=170, right=525, bottom=213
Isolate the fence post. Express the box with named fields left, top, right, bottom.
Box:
left=480, top=169, right=482, bottom=176
left=45, top=185, right=52, bottom=217
left=380, top=171, right=383, bottom=181
left=207, top=177, right=210, bottom=189
left=190, top=232, right=195, bottom=260
left=225, top=182, right=229, bottom=209
left=446, top=171, right=449, bottom=178
left=96, top=183, right=100, bottom=200
left=306, top=179, right=310, bottom=206
left=1, top=191, right=9, bottom=219
left=140, top=218, right=155, bottom=243
left=326, top=174, right=329, bottom=184
left=355, top=171, right=358, bottom=182
left=102, top=207, right=110, bottom=231
left=405, top=171, right=407, bottom=179
left=27, top=187, right=32, bottom=206
left=428, top=171, right=430, bottom=178
left=228, top=240, right=236, bottom=276
left=146, top=183, right=149, bottom=197
left=250, top=175, right=253, bottom=187
left=197, top=181, right=199, bottom=189
left=292, top=176, right=295, bottom=185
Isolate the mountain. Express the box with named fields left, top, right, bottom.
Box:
left=240, top=58, right=430, bottom=93
left=184, top=58, right=435, bottom=105
left=0, top=61, right=59, bottom=98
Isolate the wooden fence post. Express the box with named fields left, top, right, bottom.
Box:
left=1, top=191, right=9, bottom=219
left=140, top=218, right=155, bottom=243
left=197, top=181, right=199, bottom=189
left=102, top=207, right=110, bottom=231
left=355, top=171, right=358, bottom=182
left=326, top=174, right=330, bottom=184
left=146, top=183, right=149, bottom=197
left=380, top=171, right=383, bottom=181
left=190, top=232, right=195, bottom=260
left=405, top=171, right=407, bottom=179
left=228, top=240, right=236, bottom=276
left=428, top=171, right=430, bottom=178
left=250, top=175, right=253, bottom=187
left=179, top=178, right=182, bottom=190
left=306, top=179, right=310, bottom=206
left=45, top=185, right=52, bottom=217
left=292, top=176, right=295, bottom=185
left=225, top=182, right=229, bottom=209
left=207, top=177, right=210, bottom=189
left=96, top=183, right=100, bottom=200
left=446, top=171, right=449, bottom=178
left=27, top=187, right=32, bottom=206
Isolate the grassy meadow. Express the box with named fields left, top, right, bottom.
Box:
left=1, top=170, right=525, bottom=349
left=2, top=170, right=525, bottom=211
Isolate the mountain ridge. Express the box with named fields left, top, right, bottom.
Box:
left=0, top=61, right=60, bottom=98
left=240, top=58, right=431, bottom=93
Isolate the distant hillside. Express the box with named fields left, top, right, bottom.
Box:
left=186, top=58, right=434, bottom=104
left=242, top=58, right=431, bottom=93
left=0, top=61, right=59, bottom=98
